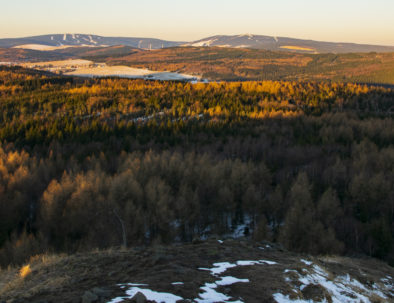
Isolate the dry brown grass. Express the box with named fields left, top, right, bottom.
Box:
left=19, top=264, right=31, bottom=278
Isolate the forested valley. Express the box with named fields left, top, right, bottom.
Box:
left=0, top=66, right=393, bottom=267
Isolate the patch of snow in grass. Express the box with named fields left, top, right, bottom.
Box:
left=196, top=259, right=278, bottom=302
left=236, top=261, right=260, bottom=266
left=273, top=293, right=311, bottom=303
left=171, top=282, right=184, bottom=285
left=201, top=259, right=278, bottom=277
left=274, top=261, right=389, bottom=303
left=216, top=276, right=249, bottom=286
left=108, top=286, right=183, bottom=303
left=380, top=275, right=394, bottom=295
left=195, top=282, right=232, bottom=303
left=207, top=262, right=237, bottom=276
left=300, top=259, right=312, bottom=266
left=260, top=260, right=278, bottom=265
left=284, top=269, right=298, bottom=274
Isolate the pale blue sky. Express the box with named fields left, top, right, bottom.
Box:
left=1, top=0, right=394, bottom=45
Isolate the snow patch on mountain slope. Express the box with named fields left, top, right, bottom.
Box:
left=234, top=45, right=252, bottom=48
left=189, top=38, right=218, bottom=47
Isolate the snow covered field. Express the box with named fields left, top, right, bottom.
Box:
left=20, top=59, right=199, bottom=82
left=66, top=66, right=197, bottom=81
left=12, top=44, right=100, bottom=51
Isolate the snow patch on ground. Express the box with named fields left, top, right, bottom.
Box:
left=300, top=259, right=312, bottom=266
left=273, top=261, right=390, bottom=303
left=230, top=216, right=252, bottom=238
left=108, top=286, right=183, bottom=303
left=195, top=282, right=232, bottom=303
left=196, top=259, right=277, bottom=302
left=200, top=259, right=278, bottom=277
left=216, top=276, right=249, bottom=286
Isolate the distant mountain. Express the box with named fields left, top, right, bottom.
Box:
left=0, top=34, right=183, bottom=50
left=2, top=34, right=394, bottom=54
left=184, top=34, right=394, bottom=53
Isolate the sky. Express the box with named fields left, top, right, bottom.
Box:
left=1, top=0, right=394, bottom=45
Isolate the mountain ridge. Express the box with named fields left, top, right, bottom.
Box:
left=1, top=33, right=394, bottom=53
left=184, top=34, right=394, bottom=53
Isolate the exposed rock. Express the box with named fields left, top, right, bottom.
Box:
left=91, top=287, right=112, bottom=298
left=81, top=291, right=98, bottom=303
left=131, top=291, right=147, bottom=303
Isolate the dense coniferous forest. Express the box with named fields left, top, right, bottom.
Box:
left=0, top=66, right=393, bottom=267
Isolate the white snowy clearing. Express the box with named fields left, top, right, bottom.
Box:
left=19, top=59, right=200, bottom=82
left=66, top=66, right=197, bottom=81
left=12, top=44, right=79, bottom=51
left=273, top=259, right=392, bottom=303
left=107, top=258, right=277, bottom=303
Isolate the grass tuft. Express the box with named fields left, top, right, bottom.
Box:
left=19, top=264, right=32, bottom=278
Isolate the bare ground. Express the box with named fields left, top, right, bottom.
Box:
left=0, top=239, right=393, bottom=303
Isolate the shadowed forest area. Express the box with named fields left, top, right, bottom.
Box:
left=0, top=66, right=393, bottom=268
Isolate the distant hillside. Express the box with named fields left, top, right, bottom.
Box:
left=104, top=46, right=394, bottom=84
left=0, top=45, right=140, bottom=62
left=0, top=34, right=183, bottom=50
left=2, top=45, right=394, bottom=84
left=185, top=34, right=394, bottom=53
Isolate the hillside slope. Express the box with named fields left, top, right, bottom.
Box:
left=0, top=240, right=393, bottom=303
left=185, top=34, right=394, bottom=53
left=105, top=47, right=394, bottom=84
left=0, top=34, right=183, bottom=50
